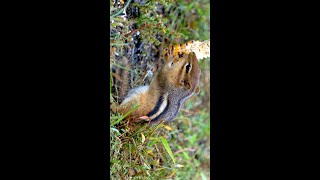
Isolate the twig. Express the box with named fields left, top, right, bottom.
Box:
left=179, top=108, right=197, bottom=115
left=174, top=148, right=197, bottom=154
left=124, top=23, right=161, bottom=37
left=112, top=72, right=123, bottom=82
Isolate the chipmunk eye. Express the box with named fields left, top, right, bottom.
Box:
left=185, top=63, right=191, bottom=73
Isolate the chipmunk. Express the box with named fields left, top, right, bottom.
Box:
left=111, top=40, right=209, bottom=126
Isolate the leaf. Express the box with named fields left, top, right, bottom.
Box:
left=175, top=164, right=184, bottom=168
left=160, top=137, right=175, bottom=164
left=162, top=125, right=173, bottom=131
left=141, top=133, right=145, bottom=144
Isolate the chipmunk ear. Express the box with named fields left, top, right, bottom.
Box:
left=195, top=85, right=200, bottom=94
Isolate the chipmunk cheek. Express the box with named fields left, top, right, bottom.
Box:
left=180, top=80, right=191, bottom=90
left=185, top=83, right=191, bottom=90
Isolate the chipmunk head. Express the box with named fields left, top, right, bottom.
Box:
left=157, top=52, right=201, bottom=94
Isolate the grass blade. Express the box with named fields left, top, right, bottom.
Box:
left=160, top=137, right=175, bottom=164
left=111, top=104, right=139, bottom=126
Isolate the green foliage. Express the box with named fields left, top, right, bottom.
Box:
left=111, top=104, right=140, bottom=126
left=160, top=137, right=175, bottom=164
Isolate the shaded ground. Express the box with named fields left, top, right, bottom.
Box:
left=110, top=0, right=210, bottom=179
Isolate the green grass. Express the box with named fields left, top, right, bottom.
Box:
left=110, top=0, right=210, bottom=179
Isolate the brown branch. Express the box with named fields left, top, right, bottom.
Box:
left=124, top=23, right=161, bottom=37
left=112, top=72, right=123, bottom=82
left=174, top=148, right=197, bottom=154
